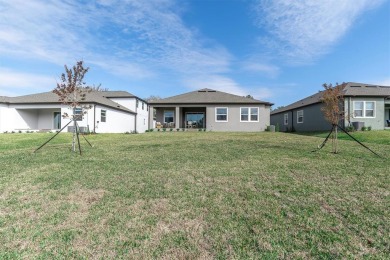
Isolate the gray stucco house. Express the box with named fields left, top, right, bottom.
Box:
left=270, top=82, right=390, bottom=132
left=149, top=88, right=273, bottom=131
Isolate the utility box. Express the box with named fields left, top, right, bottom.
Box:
left=352, top=122, right=364, bottom=131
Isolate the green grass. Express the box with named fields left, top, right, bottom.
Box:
left=295, top=129, right=390, bottom=145
left=0, top=131, right=389, bottom=259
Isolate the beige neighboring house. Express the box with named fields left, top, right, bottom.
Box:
left=0, top=91, right=149, bottom=133
left=149, top=88, right=273, bottom=131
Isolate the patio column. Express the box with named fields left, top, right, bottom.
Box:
left=149, top=105, right=154, bottom=129
left=175, top=106, right=180, bottom=129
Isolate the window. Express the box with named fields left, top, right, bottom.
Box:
left=240, top=107, right=259, bottom=122
left=250, top=108, right=258, bottom=121
left=142, top=102, right=144, bottom=110
left=74, top=108, right=83, bottom=121
left=354, top=101, right=375, bottom=118
left=164, top=111, right=174, bottom=123
left=354, top=101, right=363, bottom=117
left=215, top=107, right=228, bottom=122
left=136, top=99, right=139, bottom=108
left=297, top=110, right=304, bottom=123
left=284, top=113, right=288, bottom=125
left=101, top=110, right=106, bottom=122
left=365, top=102, right=375, bottom=117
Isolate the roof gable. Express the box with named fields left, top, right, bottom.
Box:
left=150, top=88, right=273, bottom=105
left=1, top=90, right=137, bottom=114
left=271, top=82, right=390, bottom=115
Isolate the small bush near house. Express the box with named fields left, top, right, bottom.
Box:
left=275, top=123, right=280, bottom=132
left=157, top=128, right=160, bottom=132
left=18, top=130, right=22, bottom=133
left=162, top=128, right=167, bottom=132
left=124, top=131, right=131, bottom=134
left=361, top=126, right=367, bottom=131
left=368, top=126, right=372, bottom=131
left=176, top=128, right=180, bottom=131
left=182, top=128, right=185, bottom=131
left=345, top=125, right=355, bottom=132
left=11, top=131, right=15, bottom=134
left=149, top=129, right=154, bottom=132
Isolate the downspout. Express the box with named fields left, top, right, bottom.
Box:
left=134, top=114, right=137, bottom=133
left=93, top=105, right=96, bottom=133
left=291, top=110, right=294, bottom=131
left=348, top=97, right=351, bottom=127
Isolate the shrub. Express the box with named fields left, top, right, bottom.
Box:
left=149, top=129, right=154, bottom=132
left=162, top=128, right=166, bottom=132
left=367, top=126, right=372, bottom=131
left=182, top=128, right=185, bottom=131
left=361, top=126, right=367, bottom=131
left=203, top=128, right=206, bottom=132
left=198, top=128, right=202, bottom=131
left=275, top=123, right=280, bottom=132
left=124, top=131, right=130, bottom=134
left=157, top=128, right=160, bottom=132
left=170, top=128, right=173, bottom=132
left=176, top=128, right=180, bottom=131
left=4, top=131, right=8, bottom=134
left=11, top=131, right=15, bottom=134
left=345, top=125, right=355, bottom=132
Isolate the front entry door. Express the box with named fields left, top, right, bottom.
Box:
left=53, top=112, right=61, bottom=129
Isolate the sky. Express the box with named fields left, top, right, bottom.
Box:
left=0, top=0, right=389, bottom=107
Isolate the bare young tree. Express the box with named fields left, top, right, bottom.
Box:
left=320, top=82, right=345, bottom=153
left=53, top=61, right=93, bottom=152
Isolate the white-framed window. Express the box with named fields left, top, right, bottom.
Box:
left=354, top=101, right=375, bottom=118
left=142, top=102, right=144, bottom=110
left=164, top=111, right=174, bottom=123
left=284, top=113, right=288, bottom=125
left=240, top=107, right=259, bottom=122
left=74, top=107, right=83, bottom=121
left=215, top=107, right=228, bottom=122
left=297, top=110, right=304, bottom=123
left=101, top=110, right=106, bottom=122
left=136, top=99, right=139, bottom=108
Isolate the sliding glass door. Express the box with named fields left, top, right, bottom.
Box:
left=185, top=112, right=205, bottom=128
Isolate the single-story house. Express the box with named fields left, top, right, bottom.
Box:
left=149, top=88, right=273, bottom=131
left=0, top=91, right=149, bottom=133
left=270, top=82, right=390, bottom=132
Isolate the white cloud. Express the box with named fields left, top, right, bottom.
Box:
left=0, top=68, right=55, bottom=96
left=242, top=62, right=280, bottom=78
left=253, top=0, right=385, bottom=63
left=0, top=0, right=231, bottom=78
left=183, top=75, right=248, bottom=96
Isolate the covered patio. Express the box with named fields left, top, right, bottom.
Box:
left=151, top=105, right=206, bottom=129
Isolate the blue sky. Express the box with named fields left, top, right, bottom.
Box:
left=0, top=0, right=389, bottom=107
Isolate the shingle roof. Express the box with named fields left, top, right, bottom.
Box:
left=1, top=91, right=137, bottom=114
left=344, top=82, right=390, bottom=96
left=271, top=82, right=390, bottom=115
left=150, top=88, right=273, bottom=105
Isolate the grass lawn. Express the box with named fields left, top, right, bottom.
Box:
left=0, top=131, right=389, bottom=259
left=295, top=129, right=390, bottom=146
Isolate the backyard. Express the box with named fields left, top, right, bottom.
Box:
left=0, top=131, right=389, bottom=258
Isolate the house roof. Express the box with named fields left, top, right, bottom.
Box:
left=150, top=88, right=273, bottom=106
left=271, top=82, right=390, bottom=115
left=1, top=90, right=137, bottom=114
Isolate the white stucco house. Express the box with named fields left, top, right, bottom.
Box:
left=0, top=91, right=149, bottom=133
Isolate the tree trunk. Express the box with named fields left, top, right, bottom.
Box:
left=72, top=120, right=76, bottom=152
